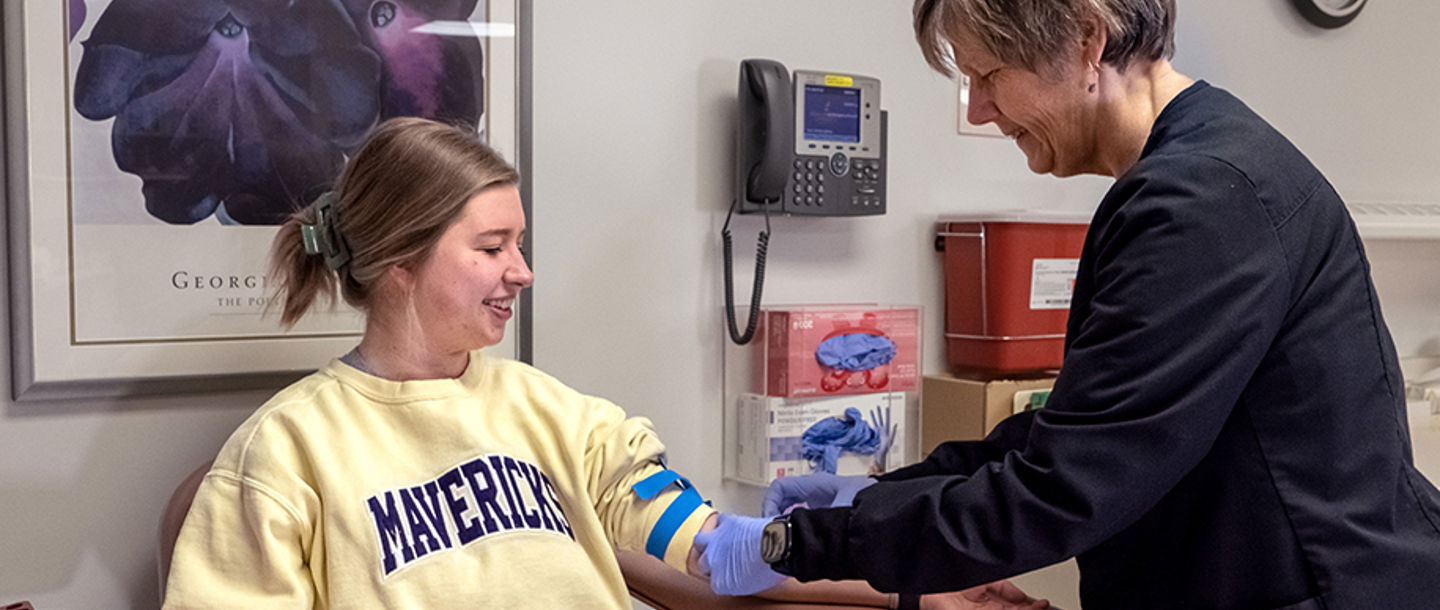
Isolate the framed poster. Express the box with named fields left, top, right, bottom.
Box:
left=5, top=0, right=531, bottom=399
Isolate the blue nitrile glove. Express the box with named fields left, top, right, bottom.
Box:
left=801, top=407, right=881, bottom=474
left=815, top=333, right=896, bottom=371
left=761, top=472, right=876, bottom=517
left=695, top=513, right=788, bottom=595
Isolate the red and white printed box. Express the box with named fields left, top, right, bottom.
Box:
left=757, top=305, right=920, bottom=398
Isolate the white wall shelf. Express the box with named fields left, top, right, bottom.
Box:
left=1350, top=202, right=1440, bottom=240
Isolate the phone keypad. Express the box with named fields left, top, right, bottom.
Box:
left=850, top=158, right=884, bottom=209
left=791, top=164, right=826, bottom=208
left=789, top=155, right=884, bottom=213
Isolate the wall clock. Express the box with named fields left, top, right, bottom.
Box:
left=1291, top=0, right=1367, bottom=28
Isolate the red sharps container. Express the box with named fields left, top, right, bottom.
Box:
left=937, top=212, right=1090, bottom=376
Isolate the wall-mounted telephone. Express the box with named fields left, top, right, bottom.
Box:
left=725, top=59, right=889, bottom=345
left=736, top=59, right=887, bottom=216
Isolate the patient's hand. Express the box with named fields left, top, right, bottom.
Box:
left=922, top=580, right=1050, bottom=610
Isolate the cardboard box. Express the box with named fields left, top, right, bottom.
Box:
left=759, top=306, right=920, bottom=398
left=730, top=391, right=912, bottom=487
left=920, top=374, right=1055, bottom=454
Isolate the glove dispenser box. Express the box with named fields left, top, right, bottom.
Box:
left=723, top=304, right=921, bottom=487
left=728, top=391, right=913, bottom=487
left=937, top=213, right=1088, bottom=376
left=755, top=305, right=920, bottom=398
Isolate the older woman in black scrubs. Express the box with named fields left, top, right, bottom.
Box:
left=697, top=1, right=1440, bottom=608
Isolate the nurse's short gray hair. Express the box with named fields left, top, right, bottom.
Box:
left=913, top=0, right=1176, bottom=77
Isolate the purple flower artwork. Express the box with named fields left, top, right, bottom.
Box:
left=340, top=0, right=485, bottom=126
left=72, top=0, right=484, bottom=225
left=69, top=0, right=87, bottom=41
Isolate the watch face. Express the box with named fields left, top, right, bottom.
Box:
left=1292, top=0, right=1367, bottom=28
left=761, top=520, right=788, bottom=564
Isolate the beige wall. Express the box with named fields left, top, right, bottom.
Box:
left=4, top=1, right=1439, bottom=607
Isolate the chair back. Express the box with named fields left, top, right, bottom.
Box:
left=157, top=461, right=213, bottom=597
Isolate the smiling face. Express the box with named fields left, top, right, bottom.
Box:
left=952, top=32, right=1098, bottom=177
left=404, top=184, right=532, bottom=352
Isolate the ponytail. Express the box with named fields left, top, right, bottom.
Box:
left=268, top=201, right=341, bottom=328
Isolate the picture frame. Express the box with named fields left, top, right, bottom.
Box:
left=4, top=0, right=533, bottom=400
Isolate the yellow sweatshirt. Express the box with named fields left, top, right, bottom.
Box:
left=164, top=352, right=712, bottom=609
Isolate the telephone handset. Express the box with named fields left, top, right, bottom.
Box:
left=737, top=59, right=794, bottom=205
left=736, top=59, right=887, bottom=216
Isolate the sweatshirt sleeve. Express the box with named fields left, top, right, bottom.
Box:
left=163, top=469, right=316, bottom=608
left=584, top=398, right=715, bottom=573
left=780, top=156, right=1292, bottom=593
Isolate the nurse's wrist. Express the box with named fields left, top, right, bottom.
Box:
left=785, top=506, right=862, bottom=582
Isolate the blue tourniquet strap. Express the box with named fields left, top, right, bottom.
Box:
left=633, top=469, right=683, bottom=500
left=633, top=469, right=707, bottom=561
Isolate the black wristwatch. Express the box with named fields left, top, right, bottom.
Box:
left=760, top=514, right=791, bottom=566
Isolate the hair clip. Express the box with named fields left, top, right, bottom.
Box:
left=300, top=223, right=324, bottom=255
left=299, top=192, right=351, bottom=270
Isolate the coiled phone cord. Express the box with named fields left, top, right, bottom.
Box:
left=722, top=198, right=771, bottom=345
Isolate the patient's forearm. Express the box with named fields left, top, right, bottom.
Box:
left=685, top=513, right=914, bottom=607
left=686, top=513, right=886, bottom=604
left=753, top=579, right=891, bottom=606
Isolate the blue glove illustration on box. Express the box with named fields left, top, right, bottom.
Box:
left=869, top=405, right=898, bottom=473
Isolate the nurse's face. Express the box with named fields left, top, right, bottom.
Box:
left=951, top=33, right=1097, bottom=177
left=405, top=185, right=532, bottom=352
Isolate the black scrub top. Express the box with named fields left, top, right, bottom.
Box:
left=780, top=81, right=1440, bottom=609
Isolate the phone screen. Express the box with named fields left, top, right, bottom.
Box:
left=803, top=85, right=861, bottom=143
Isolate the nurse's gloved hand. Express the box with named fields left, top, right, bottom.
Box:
left=694, top=514, right=787, bottom=596
left=761, top=473, right=875, bottom=517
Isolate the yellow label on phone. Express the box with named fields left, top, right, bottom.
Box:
left=824, top=75, right=854, bottom=87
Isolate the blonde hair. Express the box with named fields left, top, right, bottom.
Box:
left=269, top=117, right=520, bottom=327
left=913, top=0, right=1176, bottom=77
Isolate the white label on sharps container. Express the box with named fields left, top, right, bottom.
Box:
left=1030, top=258, right=1079, bottom=310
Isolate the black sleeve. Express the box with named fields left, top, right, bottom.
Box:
left=781, top=157, right=1292, bottom=593
left=876, top=410, right=1036, bottom=481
